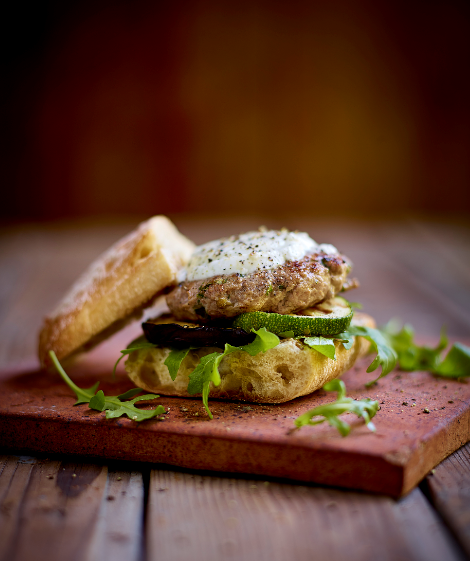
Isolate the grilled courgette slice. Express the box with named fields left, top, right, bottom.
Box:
left=232, top=297, right=353, bottom=337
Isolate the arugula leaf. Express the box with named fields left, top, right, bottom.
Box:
left=165, top=348, right=193, bottom=381
left=340, top=325, right=398, bottom=386
left=89, top=390, right=165, bottom=421
left=49, top=350, right=99, bottom=404
left=187, top=352, right=222, bottom=418
left=49, top=350, right=165, bottom=422
left=113, top=335, right=157, bottom=377
left=116, top=388, right=145, bottom=400
left=237, top=327, right=280, bottom=356
left=114, top=328, right=279, bottom=419
left=187, top=328, right=280, bottom=418
left=335, top=333, right=354, bottom=350
left=294, top=379, right=379, bottom=436
left=303, top=336, right=337, bottom=360
left=434, top=342, right=470, bottom=378
left=380, top=321, right=470, bottom=379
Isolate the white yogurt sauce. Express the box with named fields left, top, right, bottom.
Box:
left=180, top=230, right=339, bottom=282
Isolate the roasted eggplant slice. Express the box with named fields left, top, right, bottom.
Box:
left=142, top=321, right=256, bottom=349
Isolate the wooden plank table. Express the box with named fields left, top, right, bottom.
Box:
left=1, top=215, right=469, bottom=561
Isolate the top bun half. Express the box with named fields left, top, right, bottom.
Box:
left=38, top=216, right=195, bottom=366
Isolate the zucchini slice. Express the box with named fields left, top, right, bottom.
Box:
left=232, top=297, right=353, bottom=337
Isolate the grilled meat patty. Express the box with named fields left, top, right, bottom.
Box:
left=166, top=252, right=351, bottom=321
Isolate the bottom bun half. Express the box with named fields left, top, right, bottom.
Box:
left=125, top=313, right=375, bottom=404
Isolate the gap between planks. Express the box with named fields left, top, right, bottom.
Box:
left=146, top=468, right=466, bottom=561
left=0, top=455, right=144, bottom=561
left=1, top=453, right=468, bottom=561
left=421, top=441, right=470, bottom=559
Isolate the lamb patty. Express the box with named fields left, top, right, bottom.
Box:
left=166, top=252, right=352, bottom=321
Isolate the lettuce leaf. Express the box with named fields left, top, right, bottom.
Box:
left=294, top=379, right=379, bottom=436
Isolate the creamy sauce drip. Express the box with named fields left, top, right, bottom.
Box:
left=180, top=230, right=338, bottom=282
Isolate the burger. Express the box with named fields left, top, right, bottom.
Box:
left=39, top=215, right=380, bottom=417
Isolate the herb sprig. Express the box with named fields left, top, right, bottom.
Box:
left=49, top=350, right=165, bottom=421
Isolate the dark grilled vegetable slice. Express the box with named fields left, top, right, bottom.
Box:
left=142, top=321, right=256, bottom=349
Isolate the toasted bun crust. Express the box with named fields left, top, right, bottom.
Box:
left=39, top=216, right=195, bottom=366
left=124, top=313, right=375, bottom=403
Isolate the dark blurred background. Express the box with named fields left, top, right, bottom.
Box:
left=1, top=0, right=469, bottom=223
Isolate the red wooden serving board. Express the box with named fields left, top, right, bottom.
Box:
left=0, top=335, right=469, bottom=498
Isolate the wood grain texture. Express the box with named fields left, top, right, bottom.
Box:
left=0, top=455, right=37, bottom=557
left=1, top=217, right=470, bottom=560
left=0, top=456, right=107, bottom=561
left=84, top=466, right=145, bottom=561
left=147, top=470, right=465, bottom=561
left=424, top=442, right=470, bottom=558
left=0, top=455, right=144, bottom=561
